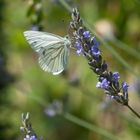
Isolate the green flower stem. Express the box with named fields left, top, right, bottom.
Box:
left=126, top=104, right=140, bottom=119
left=27, top=90, right=140, bottom=119
left=111, top=38, right=140, bottom=60
left=59, top=0, right=72, bottom=12
left=25, top=93, right=121, bottom=139
left=64, top=113, right=121, bottom=140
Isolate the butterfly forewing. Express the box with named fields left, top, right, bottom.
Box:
left=24, top=31, right=64, bottom=53
left=24, top=31, right=70, bottom=75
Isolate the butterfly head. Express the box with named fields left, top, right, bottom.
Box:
left=64, top=35, right=71, bottom=47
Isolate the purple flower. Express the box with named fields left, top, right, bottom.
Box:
left=75, top=41, right=83, bottom=55
left=31, top=25, right=39, bottom=31
left=122, top=82, right=129, bottom=93
left=96, top=78, right=110, bottom=89
left=45, top=106, right=57, bottom=117
left=90, top=37, right=100, bottom=57
left=91, top=37, right=99, bottom=48
left=78, top=27, right=84, bottom=35
left=83, top=31, right=91, bottom=39
left=44, top=100, right=63, bottom=117
left=112, top=72, right=120, bottom=82
left=101, top=62, right=108, bottom=71
left=91, top=46, right=100, bottom=57
left=24, top=135, right=38, bottom=140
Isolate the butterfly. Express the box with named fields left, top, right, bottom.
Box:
left=23, top=31, right=71, bottom=75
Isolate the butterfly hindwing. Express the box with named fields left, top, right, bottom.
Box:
left=38, top=43, right=69, bottom=75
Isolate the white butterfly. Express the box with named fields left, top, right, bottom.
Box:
left=23, top=31, right=71, bottom=75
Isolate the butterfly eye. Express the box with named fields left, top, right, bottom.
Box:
left=66, top=35, right=69, bottom=39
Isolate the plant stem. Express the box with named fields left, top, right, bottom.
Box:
left=59, top=0, right=140, bottom=118
left=64, top=113, right=121, bottom=140
left=126, top=104, right=140, bottom=119
left=59, top=0, right=72, bottom=12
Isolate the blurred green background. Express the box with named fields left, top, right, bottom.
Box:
left=0, top=0, right=140, bottom=140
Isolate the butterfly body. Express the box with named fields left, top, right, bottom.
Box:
left=24, top=31, right=71, bottom=75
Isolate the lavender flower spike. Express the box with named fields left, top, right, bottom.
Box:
left=20, top=113, right=40, bottom=140
left=70, top=8, right=140, bottom=118
left=70, top=8, right=129, bottom=106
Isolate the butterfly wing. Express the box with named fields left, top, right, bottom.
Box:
left=38, top=43, right=69, bottom=75
left=24, top=31, right=70, bottom=75
left=24, top=31, right=64, bottom=53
